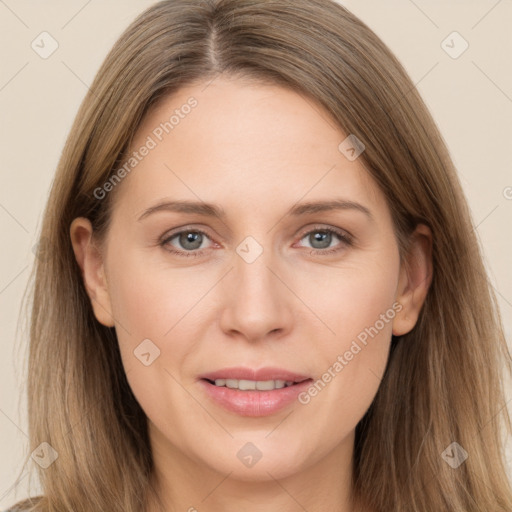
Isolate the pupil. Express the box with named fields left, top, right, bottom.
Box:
left=180, top=232, right=202, bottom=250
left=311, top=231, right=331, bottom=249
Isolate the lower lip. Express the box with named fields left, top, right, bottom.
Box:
left=199, top=379, right=313, bottom=417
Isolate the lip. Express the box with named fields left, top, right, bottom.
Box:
left=199, top=366, right=311, bottom=383
left=198, top=367, right=313, bottom=417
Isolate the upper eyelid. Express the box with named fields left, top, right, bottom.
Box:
left=298, top=224, right=352, bottom=238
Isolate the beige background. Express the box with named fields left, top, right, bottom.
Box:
left=1, top=0, right=511, bottom=507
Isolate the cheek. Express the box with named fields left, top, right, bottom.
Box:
left=105, top=253, right=210, bottom=424
left=297, top=252, right=399, bottom=419
left=304, top=248, right=399, bottom=347
left=107, top=249, right=211, bottom=340
left=103, top=251, right=191, bottom=390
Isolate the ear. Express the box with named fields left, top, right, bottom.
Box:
left=392, top=223, right=433, bottom=336
left=69, top=217, right=115, bottom=328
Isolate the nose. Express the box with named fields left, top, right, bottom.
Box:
left=218, top=244, right=294, bottom=343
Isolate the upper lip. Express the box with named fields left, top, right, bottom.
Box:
left=199, top=367, right=311, bottom=383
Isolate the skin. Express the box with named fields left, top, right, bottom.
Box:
left=70, top=76, right=432, bottom=512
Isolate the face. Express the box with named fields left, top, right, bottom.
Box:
left=71, top=76, right=430, bottom=485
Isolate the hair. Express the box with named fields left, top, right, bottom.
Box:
left=10, top=0, right=512, bottom=510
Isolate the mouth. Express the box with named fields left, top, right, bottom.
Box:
left=198, top=367, right=314, bottom=416
left=202, top=378, right=308, bottom=390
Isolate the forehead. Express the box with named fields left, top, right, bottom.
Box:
left=111, top=77, right=385, bottom=219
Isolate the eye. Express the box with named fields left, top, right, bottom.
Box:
left=160, top=228, right=214, bottom=257
left=159, top=224, right=353, bottom=258
left=296, top=225, right=353, bottom=256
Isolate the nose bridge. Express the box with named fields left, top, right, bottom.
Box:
left=234, top=234, right=282, bottom=305
left=219, top=233, right=291, bottom=340
left=236, top=241, right=275, bottom=294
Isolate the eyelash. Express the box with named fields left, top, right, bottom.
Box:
left=159, top=225, right=353, bottom=258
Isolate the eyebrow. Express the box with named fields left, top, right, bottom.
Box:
left=137, top=198, right=373, bottom=222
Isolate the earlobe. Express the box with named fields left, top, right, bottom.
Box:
left=392, top=224, right=433, bottom=336
left=69, top=217, right=115, bottom=328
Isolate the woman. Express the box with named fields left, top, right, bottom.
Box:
left=6, top=0, right=512, bottom=510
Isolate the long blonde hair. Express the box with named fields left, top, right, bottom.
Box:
left=12, top=1, right=512, bottom=510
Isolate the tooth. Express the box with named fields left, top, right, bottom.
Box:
left=255, top=380, right=275, bottom=391
left=212, top=378, right=295, bottom=390
left=238, top=379, right=256, bottom=390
